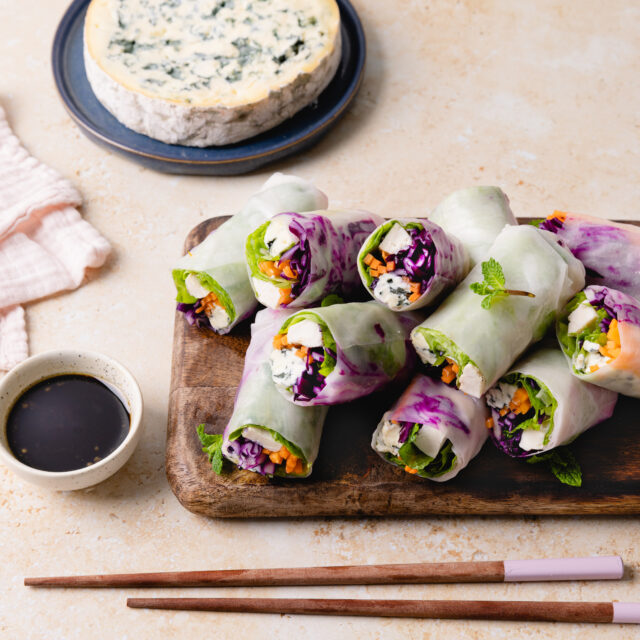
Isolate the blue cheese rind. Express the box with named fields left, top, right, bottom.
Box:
left=84, top=0, right=342, bottom=146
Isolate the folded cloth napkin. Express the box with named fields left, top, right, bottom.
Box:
left=0, top=105, right=111, bottom=370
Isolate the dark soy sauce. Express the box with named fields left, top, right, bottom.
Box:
left=6, top=374, right=130, bottom=472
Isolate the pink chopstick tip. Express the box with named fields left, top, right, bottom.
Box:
left=503, top=556, right=623, bottom=582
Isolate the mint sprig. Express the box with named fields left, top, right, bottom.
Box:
left=527, top=448, right=582, bottom=487
left=197, top=424, right=225, bottom=475
left=470, top=258, right=535, bottom=309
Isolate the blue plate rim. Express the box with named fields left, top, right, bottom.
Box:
left=51, top=0, right=366, bottom=166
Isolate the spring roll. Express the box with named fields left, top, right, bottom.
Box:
left=486, top=348, right=617, bottom=457
left=270, top=301, right=416, bottom=405
left=557, top=285, right=640, bottom=397
left=372, top=374, right=489, bottom=481
left=356, top=218, right=470, bottom=311
left=173, top=173, right=328, bottom=334
left=429, top=186, right=517, bottom=266
left=222, top=308, right=328, bottom=477
left=537, top=211, right=640, bottom=299
left=246, top=209, right=382, bottom=308
left=411, top=225, right=585, bottom=397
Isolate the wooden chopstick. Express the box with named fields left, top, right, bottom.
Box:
left=24, top=556, right=623, bottom=588
left=126, top=597, right=640, bottom=624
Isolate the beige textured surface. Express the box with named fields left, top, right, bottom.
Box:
left=1, top=0, right=639, bottom=637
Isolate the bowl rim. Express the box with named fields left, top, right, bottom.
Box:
left=0, top=349, right=143, bottom=480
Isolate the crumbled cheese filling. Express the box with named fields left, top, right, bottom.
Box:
left=270, top=347, right=306, bottom=387
left=264, top=217, right=298, bottom=257
left=373, top=273, right=413, bottom=310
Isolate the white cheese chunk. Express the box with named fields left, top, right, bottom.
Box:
left=374, top=420, right=404, bottom=455
left=264, top=217, right=298, bottom=257
left=84, top=0, right=342, bottom=146
left=567, top=302, right=599, bottom=335
left=185, top=273, right=210, bottom=300
left=252, top=277, right=284, bottom=308
left=287, top=319, right=324, bottom=348
left=413, top=426, right=447, bottom=459
left=485, top=382, right=518, bottom=410
left=519, top=427, right=548, bottom=451
left=372, top=273, right=413, bottom=310
left=379, top=223, right=413, bottom=255
left=206, top=304, right=231, bottom=331
left=241, top=427, right=282, bottom=452
left=583, top=340, right=602, bottom=353
left=411, top=331, right=439, bottom=365
left=458, top=363, right=486, bottom=397
left=270, top=348, right=306, bottom=387
left=584, top=350, right=610, bottom=371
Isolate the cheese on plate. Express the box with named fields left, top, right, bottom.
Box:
left=84, top=0, right=342, bottom=146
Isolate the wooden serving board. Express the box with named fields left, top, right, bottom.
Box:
left=166, top=217, right=640, bottom=517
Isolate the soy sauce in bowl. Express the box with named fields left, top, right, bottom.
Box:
left=6, top=374, right=130, bottom=472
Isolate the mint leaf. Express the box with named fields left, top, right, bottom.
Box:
left=527, top=448, right=582, bottom=487
left=470, top=282, right=491, bottom=295
left=471, top=258, right=534, bottom=309
left=196, top=424, right=225, bottom=475
left=482, top=257, right=505, bottom=290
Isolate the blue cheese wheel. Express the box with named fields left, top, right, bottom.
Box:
left=83, top=0, right=342, bottom=146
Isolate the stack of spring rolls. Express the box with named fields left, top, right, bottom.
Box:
left=174, top=177, right=637, bottom=483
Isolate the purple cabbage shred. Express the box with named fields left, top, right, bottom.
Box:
left=176, top=302, right=210, bottom=329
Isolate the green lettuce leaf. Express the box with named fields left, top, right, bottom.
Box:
left=388, top=425, right=458, bottom=478
left=172, top=269, right=236, bottom=321
left=413, top=328, right=477, bottom=377
left=245, top=221, right=293, bottom=288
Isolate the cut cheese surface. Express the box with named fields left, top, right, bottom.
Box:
left=85, top=0, right=340, bottom=107
left=84, top=0, right=342, bottom=145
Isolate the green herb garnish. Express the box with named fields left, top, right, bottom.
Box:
left=527, top=447, right=582, bottom=487
left=470, top=258, right=536, bottom=309
left=197, top=424, right=224, bottom=475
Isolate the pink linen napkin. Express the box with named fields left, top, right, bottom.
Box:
left=0, top=105, right=111, bottom=370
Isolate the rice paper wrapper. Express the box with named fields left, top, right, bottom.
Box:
left=223, top=308, right=328, bottom=476
left=357, top=218, right=470, bottom=311
left=276, top=301, right=418, bottom=405
left=173, top=173, right=328, bottom=333
left=539, top=212, right=640, bottom=300
left=412, top=225, right=586, bottom=396
left=372, top=375, right=489, bottom=482
left=558, top=285, right=640, bottom=397
left=249, top=209, right=383, bottom=308
left=429, top=186, right=517, bottom=266
left=490, top=348, right=618, bottom=457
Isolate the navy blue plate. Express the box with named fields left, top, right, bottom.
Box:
left=52, top=0, right=365, bottom=175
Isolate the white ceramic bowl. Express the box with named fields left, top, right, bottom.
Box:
left=0, top=350, right=143, bottom=490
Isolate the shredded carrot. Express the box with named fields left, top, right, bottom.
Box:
left=608, top=318, right=620, bottom=344
left=441, top=365, right=456, bottom=384
left=259, top=260, right=279, bottom=277
left=590, top=364, right=600, bottom=373
left=408, top=292, right=420, bottom=303
left=279, top=446, right=290, bottom=460
left=285, top=454, right=299, bottom=473
left=404, top=465, right=418, bottom=475
left=272, top=333, right=288, bottom=349
left=269, top=452, right=283, bottom=464
left=549, top=210, right=567, bottom=223
left=377, top=265, right=387, bottom=275
left=409, top=282, right=420, bottom=293
left=381, top=250, right=390, bottom=261
left=386, top=261, right=395, bottom=271
left=499, top=407, right=509, bottom=416
left=508, top=386, right=531, bottom=415
left=196, top=291, right=220, bottom=315
left=451, top=363, right=459, bottom=374
left=295, top=346, right=308, bottom=359
left=283, top=264, right=296, bottom=279
left=278, top=287, right=293, bottom=305
left=485, top=417, right=494, bottom=430
left=363, top=253, right=375, bottom=266
left=370, top=257, right=382, bottom=270
left=293, top=459, right=303, bottom=475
